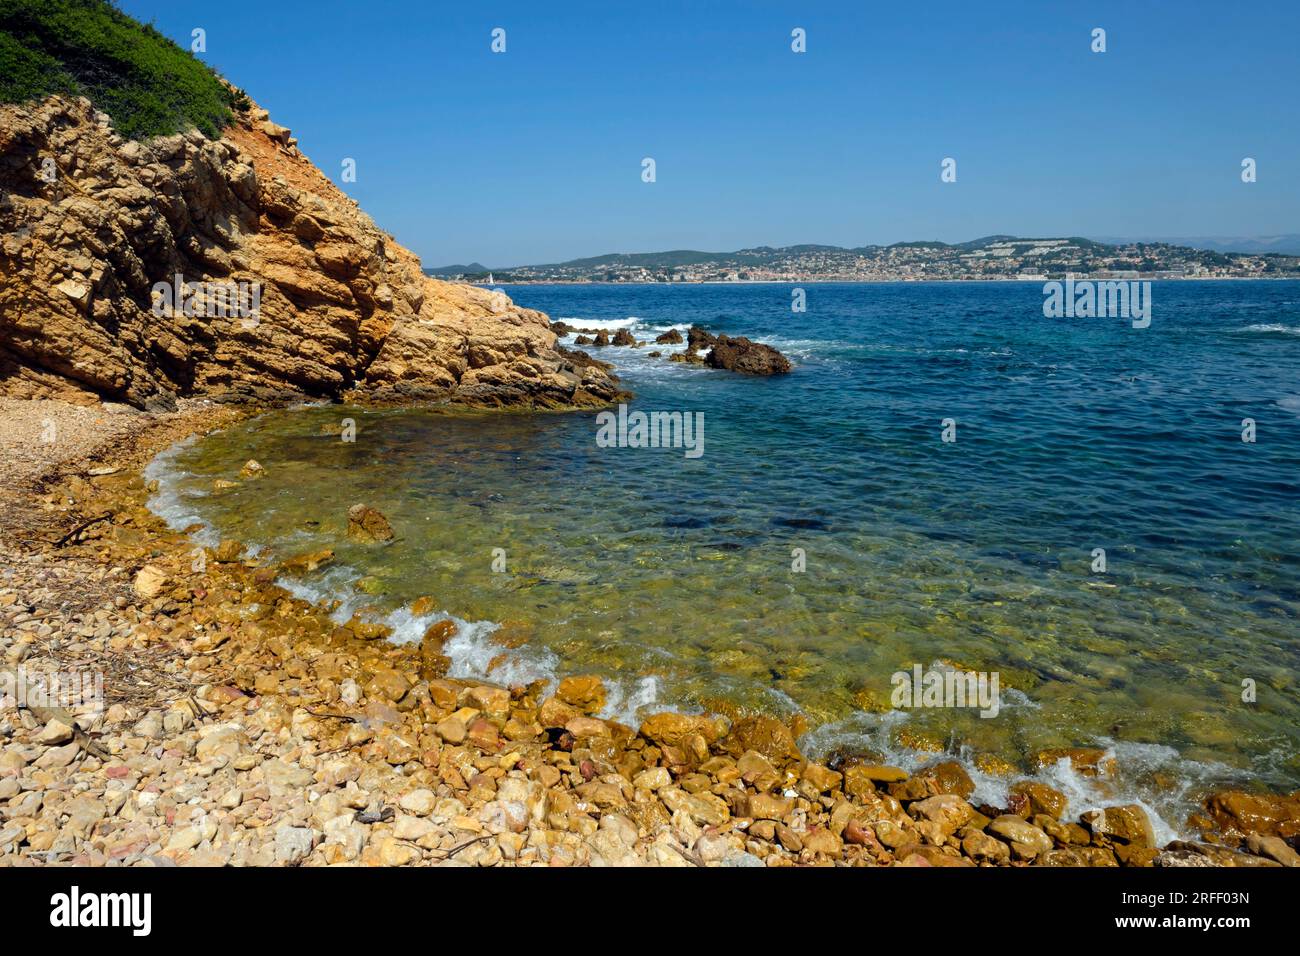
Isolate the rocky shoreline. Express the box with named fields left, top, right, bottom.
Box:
left=1, top=397, right=1297, bottom=867
left=557, top=322, right=793, bottom=375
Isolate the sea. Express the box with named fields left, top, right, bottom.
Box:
left=146, top=280, right=1300, bottom=838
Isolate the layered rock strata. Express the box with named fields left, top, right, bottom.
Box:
left=0, top=96, right=622, bottom=409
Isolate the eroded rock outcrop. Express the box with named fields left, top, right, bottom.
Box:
left=0, top=96, right=622, bottom=409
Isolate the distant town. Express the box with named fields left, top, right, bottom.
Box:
left=425, top=236, right=1300, bottom=284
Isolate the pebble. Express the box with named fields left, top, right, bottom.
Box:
left=274, top=826, right=317, bottom=865
left=34, top=717, right=75, bottom=745
left=398, top=789, right=436, bottom=816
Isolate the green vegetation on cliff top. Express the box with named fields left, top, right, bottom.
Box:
left=0, top=0, right=247, bottom=140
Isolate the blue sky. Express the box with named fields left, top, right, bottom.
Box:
left=121, top=0, right=1299, bottom=267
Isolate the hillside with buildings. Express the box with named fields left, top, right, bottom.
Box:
left=427, top=236, right=1300, bottom=283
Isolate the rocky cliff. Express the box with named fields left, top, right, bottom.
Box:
left=0, top=95, right=622, bottom=409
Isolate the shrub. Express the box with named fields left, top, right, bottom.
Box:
left=0, top=0, right=241, bottom=139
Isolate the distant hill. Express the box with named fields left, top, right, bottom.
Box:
left=424, top=261, right=490, bottom=276
left=423, top=234, right=1299, bottom=282
left=424, top=236, right=1125, bottom=276
left=1094, top=235, right=1300, bottom=256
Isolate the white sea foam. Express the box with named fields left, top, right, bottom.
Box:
left=560, top=316, right=640, bottom=332
left=797, top=705, right=1255, bottom=844
left=600, top=675, right=662, bottom=726
left=142, top=437, right=220, bottom=547
left=276, top=569, right=563, bottom=688
left=1239, top=323, right=1300, bottom=335
left=276, top=563, right=364, bottom=614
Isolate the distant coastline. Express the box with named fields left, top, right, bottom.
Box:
left=454, top=275, right=1297, bottom=287
left=426, top=235, right=1300, bottom=285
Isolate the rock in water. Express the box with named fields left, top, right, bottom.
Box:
left=346, top=504, right=394, bottom=543
left=556, top=675, right=606, bottom=714
left=704, top=336, right=792, bottom=375
left=214, top=540, right=245, bottom=563
left=686, top=326, right=717, bottom=350
left=669, top=349, right=706, bottom=365
left=654, top=329, right=683, bottom=344
left=279, top=548, right=334, bottom=572
left=611, top=328, right=635, bottom=346
left=1080, top=804, right=1156, bottom=848
left=0, top=96, right=622, bottom=409
left=1202, top=790, right=1300, bottom=840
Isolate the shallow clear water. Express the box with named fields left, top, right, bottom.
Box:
left=150, top=280, right=1300, bottom=827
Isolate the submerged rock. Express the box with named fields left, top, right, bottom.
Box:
left=346, top=503, right=393, bottom=543
left=1035, top=746, right=1116, bottom=778
left=214, top=539, right=245, bottom=563
left=279, top=547, right=334, bottom=572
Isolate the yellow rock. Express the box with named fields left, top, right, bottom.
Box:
left=132, top=564, right=168, bottom=599
left=556, top=675, right=606, bottom=714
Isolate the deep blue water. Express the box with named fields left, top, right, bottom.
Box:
left=522, top=280, right=1300, bottom=608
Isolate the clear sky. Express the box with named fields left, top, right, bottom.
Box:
left=119, top=0, right=1299, bottom=267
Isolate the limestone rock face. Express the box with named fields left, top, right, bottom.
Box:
left=0, top=96, right=622, bottom=409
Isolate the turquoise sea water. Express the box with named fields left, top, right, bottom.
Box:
left=149, top=281, right=1300, bottom=833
